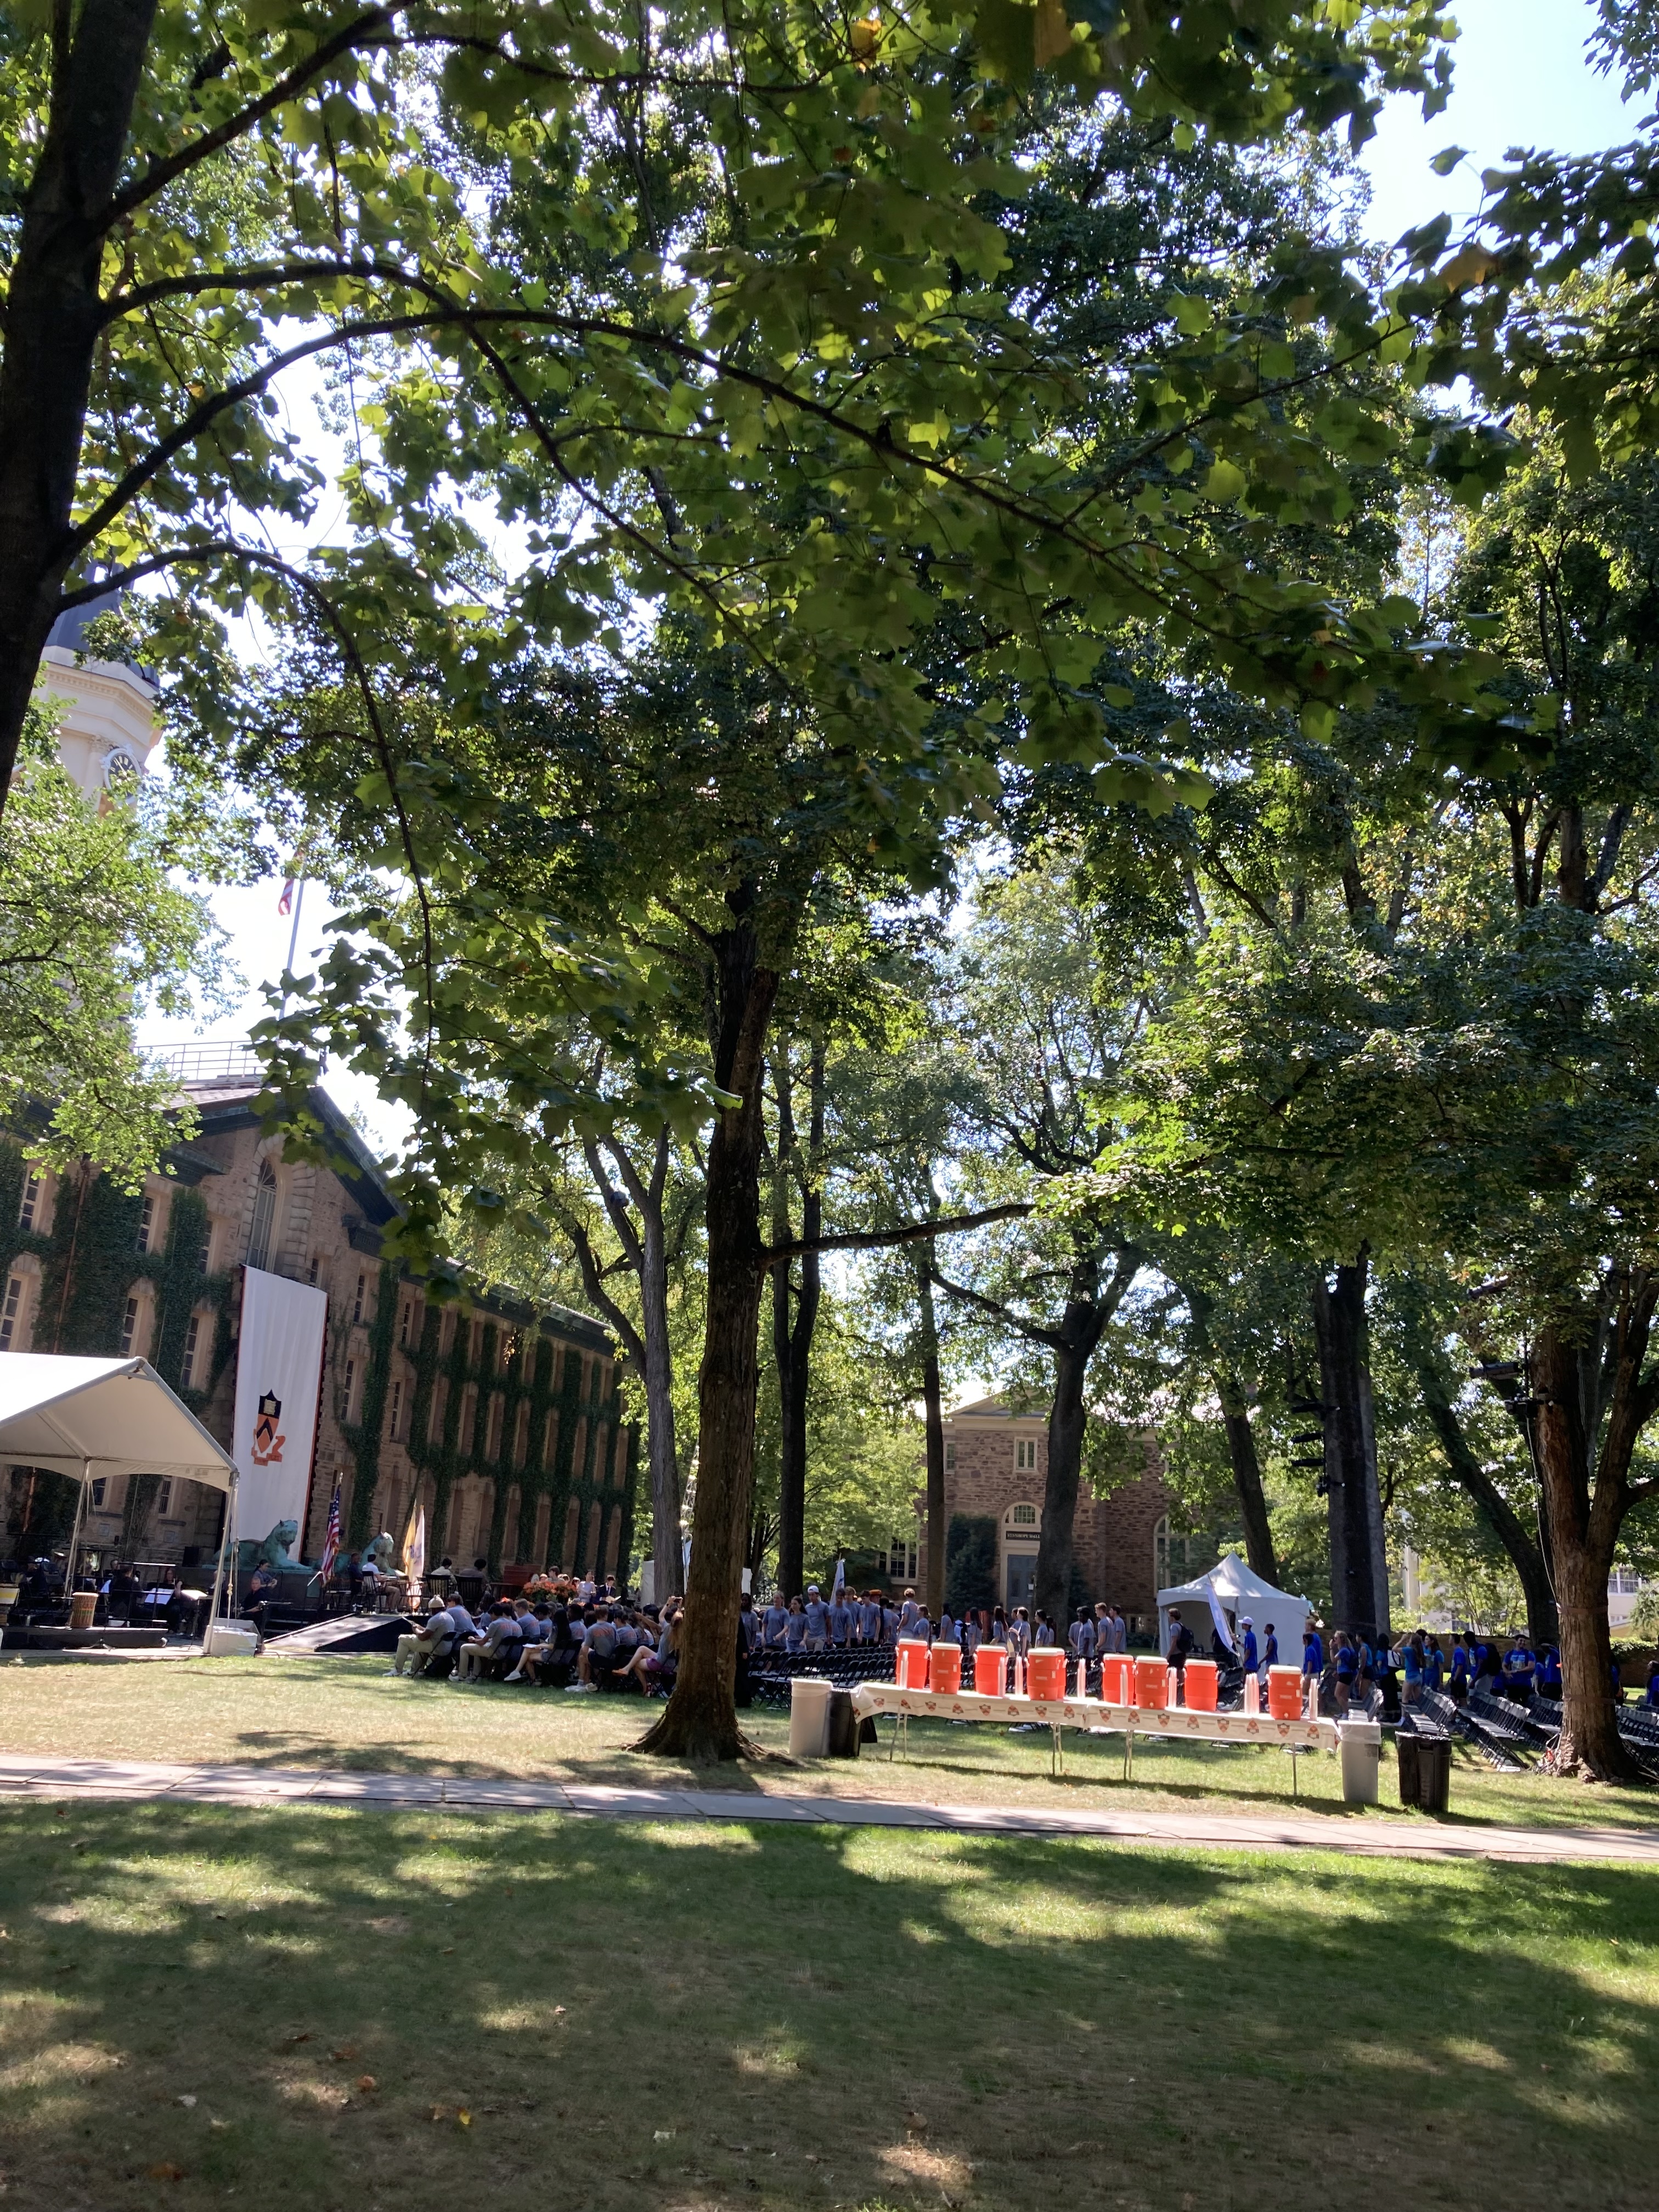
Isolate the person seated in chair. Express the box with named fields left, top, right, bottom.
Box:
left=242, top=1558, right=281, bottom=1643
left=568, top=1606, right=621, bottom=1691
left=453, top=1600, right=521, bottom=1682
left=390, top=1603, right=459, bottom=1676
left=456, top=1557, right=489, bottom=1613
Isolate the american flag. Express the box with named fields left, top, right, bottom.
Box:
left=319, top=1481, right=342, bottom=1582
left=278, top=878, right=295, bottom=916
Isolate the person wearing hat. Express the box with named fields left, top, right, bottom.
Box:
left=1239, top=1616, right=1259, bottom=1675
left=803, top=1583, right=831, bottom=1651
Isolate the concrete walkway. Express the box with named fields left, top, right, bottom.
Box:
left=1, top=1751, right=1656, bottom=1864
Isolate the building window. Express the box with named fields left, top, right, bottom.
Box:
left=486, top=1392, right=504, bottom=1460
left=885, top=1536, right=918, bottom=1581
left=155, top=1479, right=173, bottom=1519
left=469, top=1317, right=484, bottom=1367
left=342, top=1358, right=357, bottom=1421
left=196, top=1220, right=214, bottom=1274
left=91, top=1476, right=108, bottom=1510
left=944, top=1440, right=956, bottom=1470
left=136, top=1194, right=156, bottom=1253
left=1610, top=1568, right=1646, bottom=1596
left=307, top=1255, right=319, bottom=1285
left=352, top=1272, right=366, bottom=1324
left=120, top=1295, right=140, bottom=1355
left=427, top=1376, right=449, bottom=1444
left=399, top=1300, right=413, bottom=1348
left=541, top=1408, right=557, bottom=1471
left=387, top=1378, right=403, bottom=1442
left=0, top=1273, right=25, bottom=1350
left=18, top=1170, right=42, bottom=1232
left=247, top=1163, right=276, bottom=1271
left=1015, top=1437, right=1038, bottom=1472
left=513, top=1401, right=530, bottom=1469
left=180, top=1313, right=201, bottom=1390
left=460, top=1382, right=478, bottom=1452
left=1010, top=1502, right=1038, bottom=1528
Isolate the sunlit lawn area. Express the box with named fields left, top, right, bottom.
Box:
left=4, top=1652, right=1659, bottom=1835
left=1, top=1796, right=1657, bottom=2212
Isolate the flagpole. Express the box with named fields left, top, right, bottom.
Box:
left=279, top=877, right=304, bottom=1017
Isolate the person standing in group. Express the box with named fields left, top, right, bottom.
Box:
left=938, top=1604, right=958, bottom=1649
left=1069, top=1607, right=1095, bottom=1662
left=1401, top=1632, right=1426, bottom=1708
left=1261, top=1622, right=1278, bottom=1674
left=785, top=1595, right=808, bottom=1652
left=1165, top=1606, right=1194, bottom=1673
left=899, top=1588, right=926, bottom=1639
left=1301, top=1621, right=1324, bottom=1682
left=1239, top=1616, right=1259, bottom=1677
left=1331, top=1631, right=1357, bottom=1714
left=763, top=1593, right=789, bottom=1649
left=829, top=1585, right=853, bottom=1648
left=1503, top=1637, right=1536, bottom=1702
left=1449, top=1632, right=1471, bottom=1700
left=1423, top=1634, right=1444, bottom=1695
left=1538, top=1644, right=1562, bottom=1697
left=804, top=1584, right=831, bottom=1652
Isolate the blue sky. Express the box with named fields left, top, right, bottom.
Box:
left=136, top=0, right=1645, bottom=1152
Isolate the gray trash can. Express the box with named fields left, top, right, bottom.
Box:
left=788, top=1675, right=833, bottom=1758
left=1338, top=1717, right=1383, bottom=1805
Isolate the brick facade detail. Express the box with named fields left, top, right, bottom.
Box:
left=919, top=1397, right=1172, bottom=1622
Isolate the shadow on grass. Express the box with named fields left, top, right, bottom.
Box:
left=1, top=1798, right=1656, bottom=2212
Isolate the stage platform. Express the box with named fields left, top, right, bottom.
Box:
left=265, top=1612, right=415, bottom=1657
left=1, top=1624, right=168, bottom=1652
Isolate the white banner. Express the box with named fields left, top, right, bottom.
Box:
left=233, top=1266, right=328, bottom=1546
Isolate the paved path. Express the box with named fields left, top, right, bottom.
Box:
left=1, top=1752, right=1656, bottom=1865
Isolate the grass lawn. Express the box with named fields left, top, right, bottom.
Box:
left=3, top=1652, right=1658, bottom=1835
left=1, top=1796, right=1657, bottom=2212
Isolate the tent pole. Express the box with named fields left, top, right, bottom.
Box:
left=207, top=1475, right=234, bottom=1639
left=63, top=1460, right=89, bottom=1602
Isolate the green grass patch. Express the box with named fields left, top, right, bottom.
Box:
left=1, top=1798, right=1656, bottom=2212
left=3, top=1652, right=1657, bottom=1835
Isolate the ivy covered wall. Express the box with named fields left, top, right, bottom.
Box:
left=0, top=1137, right=232, bottom=1558
left=339, top=1272, right=635, bottom=1576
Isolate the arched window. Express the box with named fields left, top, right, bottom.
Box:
left=247, top=1162, right=277, bottom=1271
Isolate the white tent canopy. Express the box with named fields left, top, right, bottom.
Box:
left=0, top=1355, right=236, bottom=1490
left=1158, top=1551, right=1311, bottom=1668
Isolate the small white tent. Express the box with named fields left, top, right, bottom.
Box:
left=1157, top=1551, right=1311, bottom=1668
left=0, top=1355, right=239, bottom=1622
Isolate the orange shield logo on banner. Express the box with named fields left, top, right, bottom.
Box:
left=251, top=1389, right=285, bottom=1466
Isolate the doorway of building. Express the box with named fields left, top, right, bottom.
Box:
left=1002, top=1501, right=1040, bottom=1612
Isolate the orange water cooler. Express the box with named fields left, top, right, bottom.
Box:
left=896, top=1640, right=930, bottom=1690
left=1183, top=1657, right=1219, bottom=1711
left=1266, top=1665, right=1303, bottom=1719
left=1027, top=1649, right=1066, bottom=1700
left=973, top=1645, right=1007, bottom=1696
left=929, top=1642, right=962, bottom=1696
left=1135, top=1656, right=1167, bottom=1708
left=1099, top=1654, right=1132, bottom=1705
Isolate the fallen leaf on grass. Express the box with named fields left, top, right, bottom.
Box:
left=356, top=2075, right=377, bottom=2093
left=147, top=2163, right=185, bottom=2182
left=175, top=2095, right=196, bottom=2109
left=329, top=2045, right=358, bottom=2062
left=209, top=2121, right=230, bottom=2133
left=458, top=2109, right=471, bottom=2127
left=283, top=2032, right=311, bottom=2046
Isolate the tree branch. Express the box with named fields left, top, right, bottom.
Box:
left=760, top=1200, right=1031, bottom=1271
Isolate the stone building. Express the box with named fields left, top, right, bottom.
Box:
left=918, top=1394, right=1173, bottom=1623
left=0, top=1062, right=636, bottom=1582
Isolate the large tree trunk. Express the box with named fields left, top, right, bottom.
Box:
left=636, top=1133, right=684, bottom=1608
left=0, top=0, right=158, bottom=799
left=919, top=1260, right=946, bottom=1617
left=1417, top=1374, right=1558, bottom=1646
left=1216, top=1373, right=1279, bottom=1585
left=1032, top=1321, right=1098, bottom=1631
left=1312, top=1251, right=1389, bottom=1643
left=637, top=902, right=778, bottom=1761
left=771, top=1041, right=822, bottom=1599
left=1531, top=1302, right=1652, bottom=1781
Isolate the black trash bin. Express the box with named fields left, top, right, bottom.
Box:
left=1397, top=1726, right=1452, bottom=1811
left=826, top=1688, right=861, bottom=1759
left=1415, top=1731, right=1452, bottom=1813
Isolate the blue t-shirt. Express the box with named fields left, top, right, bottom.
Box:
left=804, top=1598, right=830, bottom=1637
left=1263, top=1633, right=1278, bottom=1667
left=1424, top=1646, right=1444, bottom=1690
left=1504, top=1646, right=1535, bottom=1692
left=785, top=1610, right=806, bottom=1650
left=1402, top=1644, right=1423, bottom=1685
left=1538, top=1650, right=1561, bottom=1694
left=763, top=1603, right=788, bottom=1646
left=1302, top=1633, right=1323, bottom=1674
left=1646, top=1674, right=1659, bottom=1708
left=1335, top=1645, right=1357, bottom=1681
left=828, top=1601, right=851, bottom=1642
left=1241, top=1629, right=1259, bottom=1672
left=1452, top=1642, right=1470, bottom=1680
